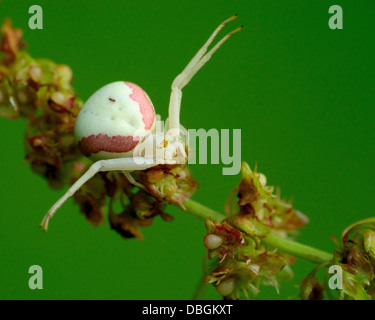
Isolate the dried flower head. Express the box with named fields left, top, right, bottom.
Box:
left=226, top=162, right=308, bottom=236
left=301, top=218, right=375, bottom=300
left=139, top=164, right=198, bottom=207
left=203, top=162, right=311, bottom=299
left=333, top=218, right=375, bottom=300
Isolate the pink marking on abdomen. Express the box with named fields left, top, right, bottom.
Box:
left=125, top=82, right=154, bottom=130
left=78, top=133, right=140, bottom=157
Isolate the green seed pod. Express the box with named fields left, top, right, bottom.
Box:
left=204, top=234, right=224, bottom=250
left=216, top=277, right=235, bottom=297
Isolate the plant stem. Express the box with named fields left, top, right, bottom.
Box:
left=183, top=199, right=224, bottom=221
left=192, top=274, right=208, bottom=300
left=183, top=199, right=333, bottom=264
left=261, top=233, right=333, bottom=264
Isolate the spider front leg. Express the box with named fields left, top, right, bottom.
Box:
left=40, top=157, right=156, bottom=231
left=167, top=14, right=243, bottom=131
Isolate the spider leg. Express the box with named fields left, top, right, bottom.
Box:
left=40, top=158, right=155, bottom=231
left=168, top=15, right=242, bottom=130
left=122, top=170, right=146, bottom=190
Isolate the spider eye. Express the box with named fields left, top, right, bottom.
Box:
left=74, top=81, right=155, bottom=160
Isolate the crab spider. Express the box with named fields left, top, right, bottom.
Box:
left=40, top=15, right=243, bottom=231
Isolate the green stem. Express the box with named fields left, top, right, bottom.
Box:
left=192, top=273, right=208, bottom=300
left=184, top=199, right=224, bottom=221
left=262, top=233, right=332, bottom=264
left=183, top=199, right=333, bottom=264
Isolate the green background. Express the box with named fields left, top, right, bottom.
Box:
left=0, top=0, right=374, bottom=300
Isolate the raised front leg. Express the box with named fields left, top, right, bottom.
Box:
left=167, top=15, right=243, bottom=131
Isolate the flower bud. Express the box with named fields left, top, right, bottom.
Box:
left=56, top=64, right=73, bottom=85
left=163, top=182, right=177, bottom=197
left=140, top=165, right=198, bottom=206
left=146, top=169, right=164, bottom=183
left=258, top=173, right=267, bottom=186
left=29, top=65, right=42, bottom=83
left=364, top=231, right=375, bottom=259
left=204, top=234, right=224, bottom=250
left=216, top=277, right=235, bottom=297
left=51, top=91, right=65, bottom=105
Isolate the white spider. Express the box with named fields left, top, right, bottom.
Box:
left=40, top=15, right=242, bottom=231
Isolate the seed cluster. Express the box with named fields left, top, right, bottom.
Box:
left=0, top=19, right=82, bottom=189
left=301, top=219, right=375, bottom=300
left=203, top=162, right=308, bottom=299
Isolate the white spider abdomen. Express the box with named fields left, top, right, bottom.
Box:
left=75, top=81, right=155, bottom=160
